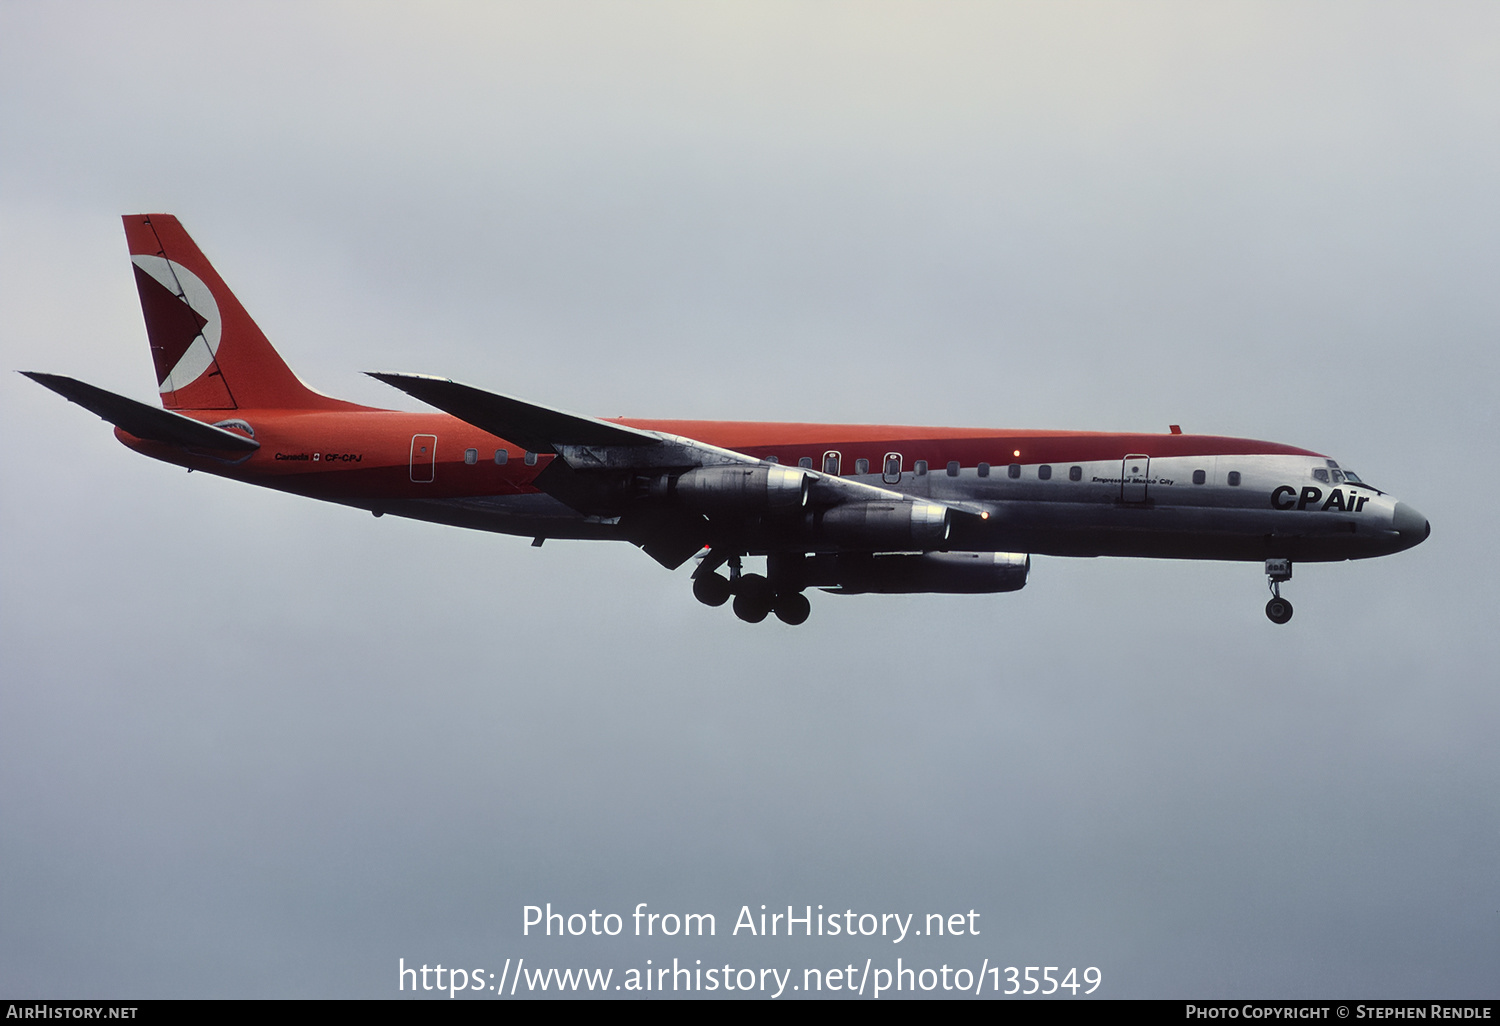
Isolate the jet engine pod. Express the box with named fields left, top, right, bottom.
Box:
left=810, top=500, right=951, bottom=548
left=817, top=551, right=1030, bottom=594
left=653, top=464, right=809, bottom=512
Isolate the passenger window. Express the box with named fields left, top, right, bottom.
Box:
left=914, top=460, right=928, bottom=476
left=1192, top=469, right=1206, bottom=485
left=464, top=448, right=478, bottom=465
left=1312, top=468, right=1329, bottom=483
left=1069, top=466, right=1082, bottom=482
left=978, top=462, right=990, bottom=478
left=1007, top=463, right=1021, bottom=479
left=798, top=457, right=813, bottom=469
left=494, top=449, right=508, bottom=465
left=1038, top=465, right=1052, bottom=481
left=883, top=453, right=902, bottom=483
left=823, top=451, right=842, bottom=476
left=1227, top=471, right=1241, bottom=486
left=524, top=451, right=538, bottom=466
left=855, top=458, right=869, bottom=475
left=946, top=461, right=960, bottom=477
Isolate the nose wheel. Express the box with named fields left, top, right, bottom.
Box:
left=1264, top=558, right=1293, bottom=624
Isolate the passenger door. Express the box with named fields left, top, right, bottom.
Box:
left=1121, top=454, right=1150, bottom=502
left=410, top=434, right=437, bottom=483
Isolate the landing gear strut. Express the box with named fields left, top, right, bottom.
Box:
left=1265, top=558, right=1293, bottom=624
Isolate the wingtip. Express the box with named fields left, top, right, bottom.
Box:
left=365, top=371, right=454, bottom=385
left=19, top=370, right=68, bottom=390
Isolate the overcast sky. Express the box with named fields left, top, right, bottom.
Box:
left=2, top=2, right=1497, bottom=999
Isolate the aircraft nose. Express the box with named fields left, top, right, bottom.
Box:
left=1392, top=502, right=1431, bottom=550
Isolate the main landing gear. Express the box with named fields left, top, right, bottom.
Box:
left=1265, top=558, right=1293, bottom=624
left=692, top=554, right=811, bottom=625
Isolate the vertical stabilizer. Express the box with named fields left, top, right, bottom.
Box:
left=123, top=215, right=355, bottom=411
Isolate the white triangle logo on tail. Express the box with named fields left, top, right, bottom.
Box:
left=131, top=255, right=223, bottom=394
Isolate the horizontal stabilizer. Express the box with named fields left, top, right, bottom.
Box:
left=366, top=372, right=658, bottom=454
left=21, top=372, right=260, bottom=452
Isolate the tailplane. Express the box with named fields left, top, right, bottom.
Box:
left=123, top=215, right=356, bottom=411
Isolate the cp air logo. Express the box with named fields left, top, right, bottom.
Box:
left=1271, top=485, right=1371, bottom=512
left=131, top=255, right=223, bottom=394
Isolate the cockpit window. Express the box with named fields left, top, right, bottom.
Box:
left=1336, top=467, right=1381, bottom=492
left=1330, top=470, right=1345, bottom=484
left=1312, top=468, right=1329, bottom=483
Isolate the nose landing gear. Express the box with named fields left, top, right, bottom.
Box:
left=1265, top=558, right=1293, bottom=624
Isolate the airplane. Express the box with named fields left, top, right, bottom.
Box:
left=23, top=214, right=1429, bottom=626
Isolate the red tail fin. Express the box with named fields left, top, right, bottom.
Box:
left=123, top=215, right=356, bottom=411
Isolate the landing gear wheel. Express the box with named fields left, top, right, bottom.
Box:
left=733, top=593, right=771, bottom=623
left=773, top=592, right=811, bottom=626
left=692, top=573, right=732, bottom=607
left=732, top=574, right=773, bottom=623
left=1265, top=597, right=1294, bottom=624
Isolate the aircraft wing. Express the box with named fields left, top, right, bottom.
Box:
left=365, top=372, right=658, bottom=453
left=370, top=372, right=989, bottom=566
left=22, top=372, right=260, bottom=453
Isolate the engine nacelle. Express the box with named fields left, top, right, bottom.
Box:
left=815, top=551, right=1030, bottom=594
left=651, top=464, right=808, bottom=513
left=809, top=500, right=950, bottom=549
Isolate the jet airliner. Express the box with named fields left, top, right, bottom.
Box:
left=23, top=215, right=1429, bottom=625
